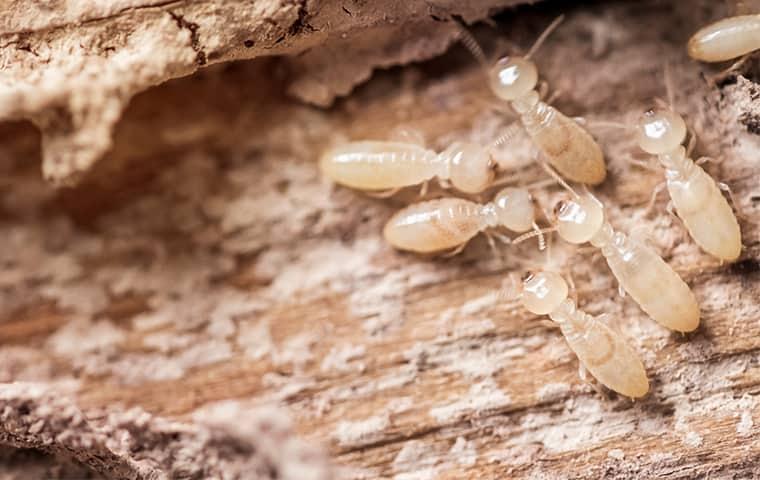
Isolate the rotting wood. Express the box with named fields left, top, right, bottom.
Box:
left=0, top=0, right=522, bottom=186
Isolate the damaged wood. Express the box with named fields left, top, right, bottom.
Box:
left=0, top=0, right=759, bottom=479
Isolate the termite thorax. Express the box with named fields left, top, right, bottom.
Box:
left=548, top=298, right=578, bottom=325
left=589, top=222, right=615, bottom=249
left=514, top=94, right=554, bottom=133
left=659, top=146, right=692, bottom=177
left=481, top=202, right=500, bottom=228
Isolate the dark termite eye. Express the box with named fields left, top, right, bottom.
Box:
left=553, top=201, right=567, bottom=217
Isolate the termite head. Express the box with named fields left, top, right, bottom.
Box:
left=553, top=194, right=604, bottom=244
left=488, top=56, right=538, bottom=101
left=521, top=270, right=568, bottom=315
left=445, top=142, right=495, bottom=193
left=493, top=187, right=535, bottom=232
left=635, top=108, right=686, bottom=155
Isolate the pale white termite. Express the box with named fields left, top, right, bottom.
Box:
left=383, top=187, right=540, bottom=254
left=635, top=107, right=742, bottom=262
left=320, top=140, right=496, bottom=195
left=547, top=189, right=700, bottom=332
left=688, top=15, right=760, bottom=62
left=461, top=17, right=607, bottom=185
left=517, top=270, right=649, bottom=398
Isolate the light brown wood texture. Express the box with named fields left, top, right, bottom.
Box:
left=1, top=0, right=522, bottom=185
left=0, top=1, right=759, bottom=478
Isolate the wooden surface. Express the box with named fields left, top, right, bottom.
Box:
left=0, top=1, right=759, bottom=478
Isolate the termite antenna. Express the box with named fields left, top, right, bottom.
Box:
left=525, top=15, right=565, bottom=60
left=540, top=162, right=579, bottom=199
left=532, top=221, right=546, bottom=251
left=454, top=20, right=489, bottom=70
left=512, top=226, right=557, bottom=248
left=489, top=122, right=523, bottom=149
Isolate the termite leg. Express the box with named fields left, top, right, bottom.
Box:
left=491, top=231, right=513, bottom=245
left=545, top=88, right=562, bottom=105
left=537, top=81, right=550, bottom=101
left=419, top=181, right=429, bottom=197
left=695, top=155, right=724, bottom=166
left=623, top=155, right=660, bottom=173
left=562, top=267, right=578, bottom=304
left=366, top=188, right=401, bottom=199
left=643, top=181, right=667, bottom=214
left=578, top=364, right=606, bottom=396
left=484, top=232, right=500, bottom=261
left=709, top=54, right=751, bottom=86
left=490, top=173, right=525, bottom=189
left=540, top=162, right=579, bottom=199
left=719, top=182, right=756, bottom=223
left=485, top=232, right=511, bottom=264
left=617, top=283, right=626, bottom=298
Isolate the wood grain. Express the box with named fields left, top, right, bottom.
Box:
left=0, top=1, right=759, bottom=478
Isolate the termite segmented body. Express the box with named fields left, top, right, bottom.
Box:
left=320, top=140, right=495, bottom=194
left=555, top=194, right=700, bottom=332
left=519, top=271, right=649, bottom=398
left=456, top=17, right=606, bottom=185
left=488, top=57, right=606, bottom=185
left=383, top=188, right=535, bottom=253
left=489, top=57, right=607, bottom=185
left=636, top=109, right=742, bottom=262
left=688, top=15, right=760, bottom=62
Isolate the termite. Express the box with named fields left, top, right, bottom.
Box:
left=515, top=270, right=649, bottom=398
left=460, top=16, right=607, bottom=185
left=635, top=107, right=742, bottom=262
left=320, top=138, right=497, bottom=195
left=383, top=187, right=543, bottom=255
left=688, top=15, right=760, bottom=62
left=552, top=186, right=699, bottom=332
left=516, top=168, right=700, bottom=332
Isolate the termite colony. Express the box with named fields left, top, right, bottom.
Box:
left=320, top=10, right=756, bottom=399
